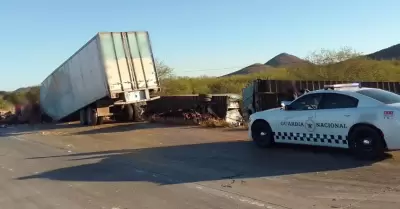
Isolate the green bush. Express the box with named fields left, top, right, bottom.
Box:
left=0, top=98, right=12, bottom=110
left=1, top=86, right=40, bottom=106
left=160, top=59, right=400, bottom=95
left=2, top=58, right=400, bottom=103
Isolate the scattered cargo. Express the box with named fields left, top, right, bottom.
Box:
left=40, top=31, right=160, bottom=126
left=145, top=94, right=243, bottom=126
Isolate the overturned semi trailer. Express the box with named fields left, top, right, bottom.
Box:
left=40, top=31, right=160, bottom=126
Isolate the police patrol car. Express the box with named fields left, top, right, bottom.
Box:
left=248, top=83, right=400, bottom=160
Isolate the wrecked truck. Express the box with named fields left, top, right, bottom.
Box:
left=40, top=31, right=160, bottom=125
left=241, top=79, right=309, bottom=121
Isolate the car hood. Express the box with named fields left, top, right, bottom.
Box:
left=257, top=107, right=281, bottom=113
left=250, top=108, right=281, bottom=119
left=387, top=103, right=400, bottom=108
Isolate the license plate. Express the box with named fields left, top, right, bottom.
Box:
left=124, top=92, right=139, bottom=102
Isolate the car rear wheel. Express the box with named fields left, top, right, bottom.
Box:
left=251, top=120, right=274, bottom=148
left=348, top=126, right=385, bottom=160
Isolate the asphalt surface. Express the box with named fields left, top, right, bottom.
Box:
left=1, top=122, right=400, bottom=209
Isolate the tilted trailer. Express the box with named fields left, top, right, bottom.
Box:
left=40, top=31, right=160, bottom=125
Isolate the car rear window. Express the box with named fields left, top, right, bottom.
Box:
left=357, top=89, right=400, bottom=104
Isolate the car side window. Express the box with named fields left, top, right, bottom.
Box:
left=289, top=94, right=322, bottom=111
left=319, top=93, right=359, bottom=109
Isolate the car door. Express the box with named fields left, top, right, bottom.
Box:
left=273, top=93, right=323, bottom=145
left=314, top=93, right=359, bottom=148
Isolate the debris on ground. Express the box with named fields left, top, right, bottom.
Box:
left=145, top=94, right=244, bottom=127
left=148, top=109, right=238, bottom=127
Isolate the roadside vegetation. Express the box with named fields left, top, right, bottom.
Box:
left=159, top=47, right=400, bottom=95
left=0, top=86, right=40, bottom=111
left=2, top=47, right=400, bottom=110
left=0, top=98, right=12, bottom=111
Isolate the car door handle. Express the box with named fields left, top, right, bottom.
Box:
left=344, top=114, right=350, bottom=117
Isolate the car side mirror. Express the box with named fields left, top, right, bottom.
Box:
left=284, top=105, right=292, bottom=110
left=281, top=101, right=291, bottom=110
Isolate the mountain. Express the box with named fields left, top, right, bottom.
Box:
left=367, top=44, right=400, bottom=60
left=223, top=53, right=311, bottom=76
left=222, top=63, right=275, bottom=77
left=223, top=43, right=400, bottom=77
left=264, top=53, right=310, bottom=67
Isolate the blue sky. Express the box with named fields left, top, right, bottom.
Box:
left=0, top=0, right=399, bottom=91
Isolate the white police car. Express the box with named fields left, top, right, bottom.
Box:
left=248, top=83, right=400, bottom=160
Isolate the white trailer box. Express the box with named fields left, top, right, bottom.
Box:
left=40, top=31, right=160, bottom=125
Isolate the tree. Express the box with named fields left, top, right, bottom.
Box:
left=0, top=99, right=11, bottom=110
left=155, top=59, right=175, bottom=82
left=25, top=86, right=40, bottom=103
left=305, top=46, right=364, bottom=65
left=286, top=47, right=366, bottom=80
left=3, top=92, right=27, bottom=105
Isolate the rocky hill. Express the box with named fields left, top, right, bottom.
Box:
left=264, top=53, right=310, bottom=67
left=222, top=63, right=275, bottom=77
left=224, top=53, right=311, bottom=76
left=367, top=44, right=400, bottom=60
left=224, top=42, right=400, bottom=77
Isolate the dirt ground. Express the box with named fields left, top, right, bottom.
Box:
left=2, top=121, right=400, bottom=209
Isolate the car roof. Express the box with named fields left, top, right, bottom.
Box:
left=302, top=87, right=386, bottom=107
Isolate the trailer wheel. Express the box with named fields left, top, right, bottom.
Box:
left=133, top=103, right=145, bottom=122
left=120, top=104, right=134, bottom=122
left=96, top=116, right=105, bottom=125
left=79, top=109, right=87, bottom=125
left=86, top=107, right=98, bottom=126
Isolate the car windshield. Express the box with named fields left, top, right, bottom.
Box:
left=357, top=88, right=400, bottom=104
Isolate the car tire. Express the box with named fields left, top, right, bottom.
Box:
left=251, top=120, right=275, bottom=148
left=348, top=126, right=385, bottom=161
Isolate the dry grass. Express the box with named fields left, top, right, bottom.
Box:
left=243, top=122, right=249, bottom=129
left=148, top=114, right=246, bottom=129
left=199, top=118, right=232, bottom=128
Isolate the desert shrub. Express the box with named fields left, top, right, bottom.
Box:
left=159, top=59, right=400, bottom=95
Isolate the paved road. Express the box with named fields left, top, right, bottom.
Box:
left=1, top=123, right=400, bottom=209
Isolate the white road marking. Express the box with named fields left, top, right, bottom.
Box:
left=9, top=135, right=25, bottom=141
left=340, top=184, right=400, bottom=208
left=189, top=183, right=288, bottom=209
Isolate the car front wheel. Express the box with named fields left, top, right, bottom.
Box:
left=251, top=120, right=274, bottom=148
